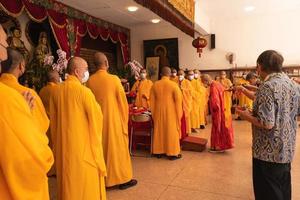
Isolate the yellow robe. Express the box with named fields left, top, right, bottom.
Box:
left=39, top=82, right=58, bottom=115
left=190, top=79, right=206, bottom=128
left=131, top=79, right=153, bottom=109
left=0, top=73, right=49, bottom=134
left=237, top=79, right=253, bottom=109
left=178, top=79, right=193, bottom=134
left=87, top=70, right=133, bottom=187
left=150, top=77, right=183, bottom=156
left=170, top=76, right=179, bottom=84
left=0, top=83, right=53, bottom=200
left=49, top=75, right=106, bottom=200
left=39, top=82, right=59, bottom=176
left=219, top=78, right=233, bottom=127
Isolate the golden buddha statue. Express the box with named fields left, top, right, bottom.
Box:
left=34, top=32, right=51, bottom=66
left=8, top=27, right=29, bottom=60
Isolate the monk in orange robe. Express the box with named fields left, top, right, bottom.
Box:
left=178, top=69, right=193, bottom=136
left=39, top=69, right=60, bottom=176
left=201, top=74, right=234, bottom=152
left=0, top=25, right=53, bottom=200
left=170, top=68, right=179, bottom=83
left=0, top=48, right=49, bottom=134
left=130, top=69, right=153, bottom=109
left=87, top=52, right=137, bottom=189
left=39, top=69, right=60, bottom=115
left=218, top=71, right=233, bottom=129
left=49, top=57, right=107, bottom=200
left=150, top=67, right=183, bottom=160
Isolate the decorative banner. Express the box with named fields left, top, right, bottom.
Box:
left=0, top=0, right=130, bottom=63
left=168, top=0, right=195, bottom=22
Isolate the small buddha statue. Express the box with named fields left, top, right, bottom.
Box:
left=35, top=32, right=51, bottom=66
left=8, top=27, right=29, bottom=60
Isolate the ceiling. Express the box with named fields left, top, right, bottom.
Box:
left=199, top=0, right=300, bottom=20
left=59, top=0, right=166, bottom=28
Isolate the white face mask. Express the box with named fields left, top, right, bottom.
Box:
left=179, top=75, right=184, bottom=81
left=194, top=74, right=199, bottom=79
left=140, top=73, right=146, bottom=79
left=82, top=71, right=89, bottom=83
left=188, top=75, right=194, bottom=80
left=172, top=73, right=177, bottom=77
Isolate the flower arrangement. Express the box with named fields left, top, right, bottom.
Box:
left=127, top=60, right=143, bottom=80
left=51, top=49, right=68, bottom=74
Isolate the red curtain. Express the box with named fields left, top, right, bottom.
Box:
left=0, top=0, right=130, bottom=63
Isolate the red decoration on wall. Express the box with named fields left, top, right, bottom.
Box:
left=0, top=0, right=130, bottom=63
left=192, top=37, right=207, bottom=57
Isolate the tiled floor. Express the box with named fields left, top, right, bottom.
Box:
left=49, top=120, right=300, bottom=200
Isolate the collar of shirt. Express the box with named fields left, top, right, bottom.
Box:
left=264, top=72, right=283, bottom=82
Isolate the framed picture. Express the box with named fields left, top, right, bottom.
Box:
left=144, top=38, right=179, bottom=77
left=145, top=56, right=160, bottom=82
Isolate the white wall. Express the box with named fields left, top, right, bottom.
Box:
left=130, top=22, right=228, bottom=70
left=209, top=10, right=300, bottom=67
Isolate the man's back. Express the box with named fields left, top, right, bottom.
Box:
left=0, top=83, right=53, bottom=200
left=0, top=73, right=49, bottom=134
left=87, top=69, right=133, bottom=187
left=150, top=77, right=183, bottom=156
left=50, top=75, right=106, bottom=200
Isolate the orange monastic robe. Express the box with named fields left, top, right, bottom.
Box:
left=178, top=79, right=193, bottom=134
left=150, top=77, right=183, bottom=156
left=0, top=73, right=49, bottom=134
left=190, top=79, right=207, bottom=128
left=219, top=78, right=233, bottom=127
left=87, top=70, right=133, bottom=187
left=237, top=78, right=253, bottom=109
left=131, top=79, right=153, bottom=109
left=39, top=82, right=59, bottom=115
left=170, top=76, right=179, bottom=84
left=0, top=83, right=53, bottom=200
left=209, top=81, right=234, bottom=150
left=50, top=75, right=106, bottom=200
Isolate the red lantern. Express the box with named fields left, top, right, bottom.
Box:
left=192, top=37, right=207, bottom=57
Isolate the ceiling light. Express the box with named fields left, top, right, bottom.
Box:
left=127, top=6, right=138, bottom=12
left=244, top=6, right=255, bottom=12
left=151, top=19, right=161, bottom=24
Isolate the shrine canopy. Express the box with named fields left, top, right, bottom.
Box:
left=0, top=0, right=130, bottom=63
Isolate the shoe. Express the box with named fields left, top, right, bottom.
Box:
left=119, top=179, right=138, bottom=190
left=152, top=154, right=163, bottom=158
left=200, top=125, right=205, bottom=129
left=168, top=154, right=182, bottom=160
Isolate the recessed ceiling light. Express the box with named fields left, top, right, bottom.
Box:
left=127, top=6, right=138, bottom=12
left=244, top=6, right=255, bottom=12
left=151, top=19, right=161, bottom=24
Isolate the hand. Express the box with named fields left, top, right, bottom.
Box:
left=234, top=85, right=245, bottom=93
left=22, top=91, right=35, bottom=110
left=292, top=77, right=300, bottom=84
left=236, top=107, right=252, bottom=119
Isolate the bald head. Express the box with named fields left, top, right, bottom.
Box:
left=201, top=74, right=213, bottom=86
left=47, top=69, right=60, bottom=83
left=161, top=67, right=171, bottom=77
left=67, top=57, right=87, bottom=74
left=1, top=48, right=25, bottom=77
left=178, top=69, right=185, bottom=76
left=94, top=52, right=108, bottom=70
